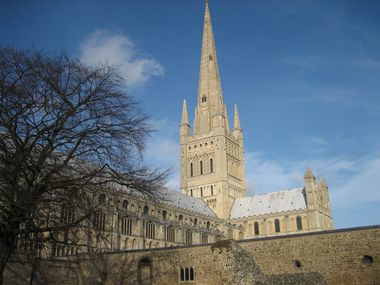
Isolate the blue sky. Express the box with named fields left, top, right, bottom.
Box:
left=1, top=0, right=380, bottom=229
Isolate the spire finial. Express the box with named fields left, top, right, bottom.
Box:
left=234, top=104, right=241, bottom=130
left=181, top=99, right=189, bottom=125
left=304, top=167, right=315, bottom=180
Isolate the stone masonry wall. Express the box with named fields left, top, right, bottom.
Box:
left=240, top=225, right=380, bottom=285
left=4, top=225, right=380, bottom=285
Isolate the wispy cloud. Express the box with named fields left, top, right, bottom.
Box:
left=245, top=150, right=380, bottom=210
left=79, top=30, right=164, bottom=88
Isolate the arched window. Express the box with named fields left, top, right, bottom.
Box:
left=254, top=222, right=260, bottom=235
left=239, top=231, right=244, bottom=240
left=202, top=95, right=207, bottom=103
left=166, top=226, right=175, bottom=242
left=200, top=161, right=203, bottom=175
left=190, top=267, right=194, bottom=280
left=206, top=221, right=210, bottom=229
left=122, top=200, right=128, bottom=209
left=143, top=205, right=149, bottom=215
left=61, top=206, right=75, bottom=224
left=211, top=185, right=214, bottom=196
left=180, top=267, right=195, bottom=281
left=190, top=189, right=193, bottom=196
left=275, top=219, right=281, bottom=233
left=194, top=218, right=198, bottom=226
left=93, top=211, right=106, bottom=231
left=162, top=210, right=167, bottom=221
left=210, top=158, right=213, bottom=173
left=296, top=216, right=303, bottom=230
left=179, top=215, right=183, bottom=222
left=190, top=163, right=193, bottom=177
left=209, top=55, right=213, bottom=61
left=99, top=194, right=106, bottom=204
left=200, top=187, right=203, bottom=197
left=145, top=222, right=155, bottom=239
left=121, top=217, right=132, bottom=235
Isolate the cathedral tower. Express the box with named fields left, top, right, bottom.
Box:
left=180, top=0, right=247, bottom=219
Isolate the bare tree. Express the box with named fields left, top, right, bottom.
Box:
left=0, top=47, right=167, bottom=284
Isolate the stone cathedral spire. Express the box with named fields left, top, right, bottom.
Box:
left=180, top=0, right=247, bottom=220
left=194, top=0, right=226, bottom=135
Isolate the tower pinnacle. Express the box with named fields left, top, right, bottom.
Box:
left=181, top=99, right=189, bottom=126
left=234, top=104, right=241, bottom=130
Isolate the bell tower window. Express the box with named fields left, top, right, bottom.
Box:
left=202, top=95, right=207, bottom=103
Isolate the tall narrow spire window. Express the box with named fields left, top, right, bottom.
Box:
left=209, top=55, right=213, bottom=61
left=190, top=163, right=193, bottom=177
left=202, top=95, right=207, bottom=103
left=200, top=187, right=203, bottom=197
left=210, top=158, right=213, bottom=173
left=200, top=161, right=203, bottom=175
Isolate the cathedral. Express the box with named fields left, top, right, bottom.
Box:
left=50, top=0, right=334, bottom=256
left=178, top=0, right=335, bottom=238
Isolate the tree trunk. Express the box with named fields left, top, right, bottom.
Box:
left=0, top=237, right=16, bottom=285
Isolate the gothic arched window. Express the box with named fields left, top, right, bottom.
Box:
left=122, top=200, right=128, bottom=210
left=200, top=161, right=203, bottom=175
left=275, top=219, right=281, bottom=233
left=254, top=222, right=260, bottom=235
left=296, top=216, right=303, bottom=230
left=190, top=163, right=193, bottom=177
left=202, top=95, right=207, bottom=103
left=210, top=158, right=213, bottom=173
left=211, top=185, right=213, bottom=196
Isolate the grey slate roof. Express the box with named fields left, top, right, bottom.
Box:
left=117, top=185, right=217, bottom=218
left=229, top=187, right=307, bottom=219
left=155, top=189, right=217, bottom=218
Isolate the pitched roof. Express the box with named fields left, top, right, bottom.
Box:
left=118, top=185, right=217, bottom=218
left=156, top=189, right=217, bottom=218
left=229, top=187, right=307, bottom=219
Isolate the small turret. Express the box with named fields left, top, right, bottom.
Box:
left=304, top=168, right=317, bottom=210
left=233, top=104, right=243, bottom=141
left=180, top=99, right=190, bottom=143
left=304, top=167, right=315, bottom=181
left=303, top=167, right=320, bottom=230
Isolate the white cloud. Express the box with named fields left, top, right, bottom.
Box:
left=143, top=118, right=380, bottom=212
left=245, top=151, right=380, bottom=209
left=79, top=30, right=164, bottom=88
